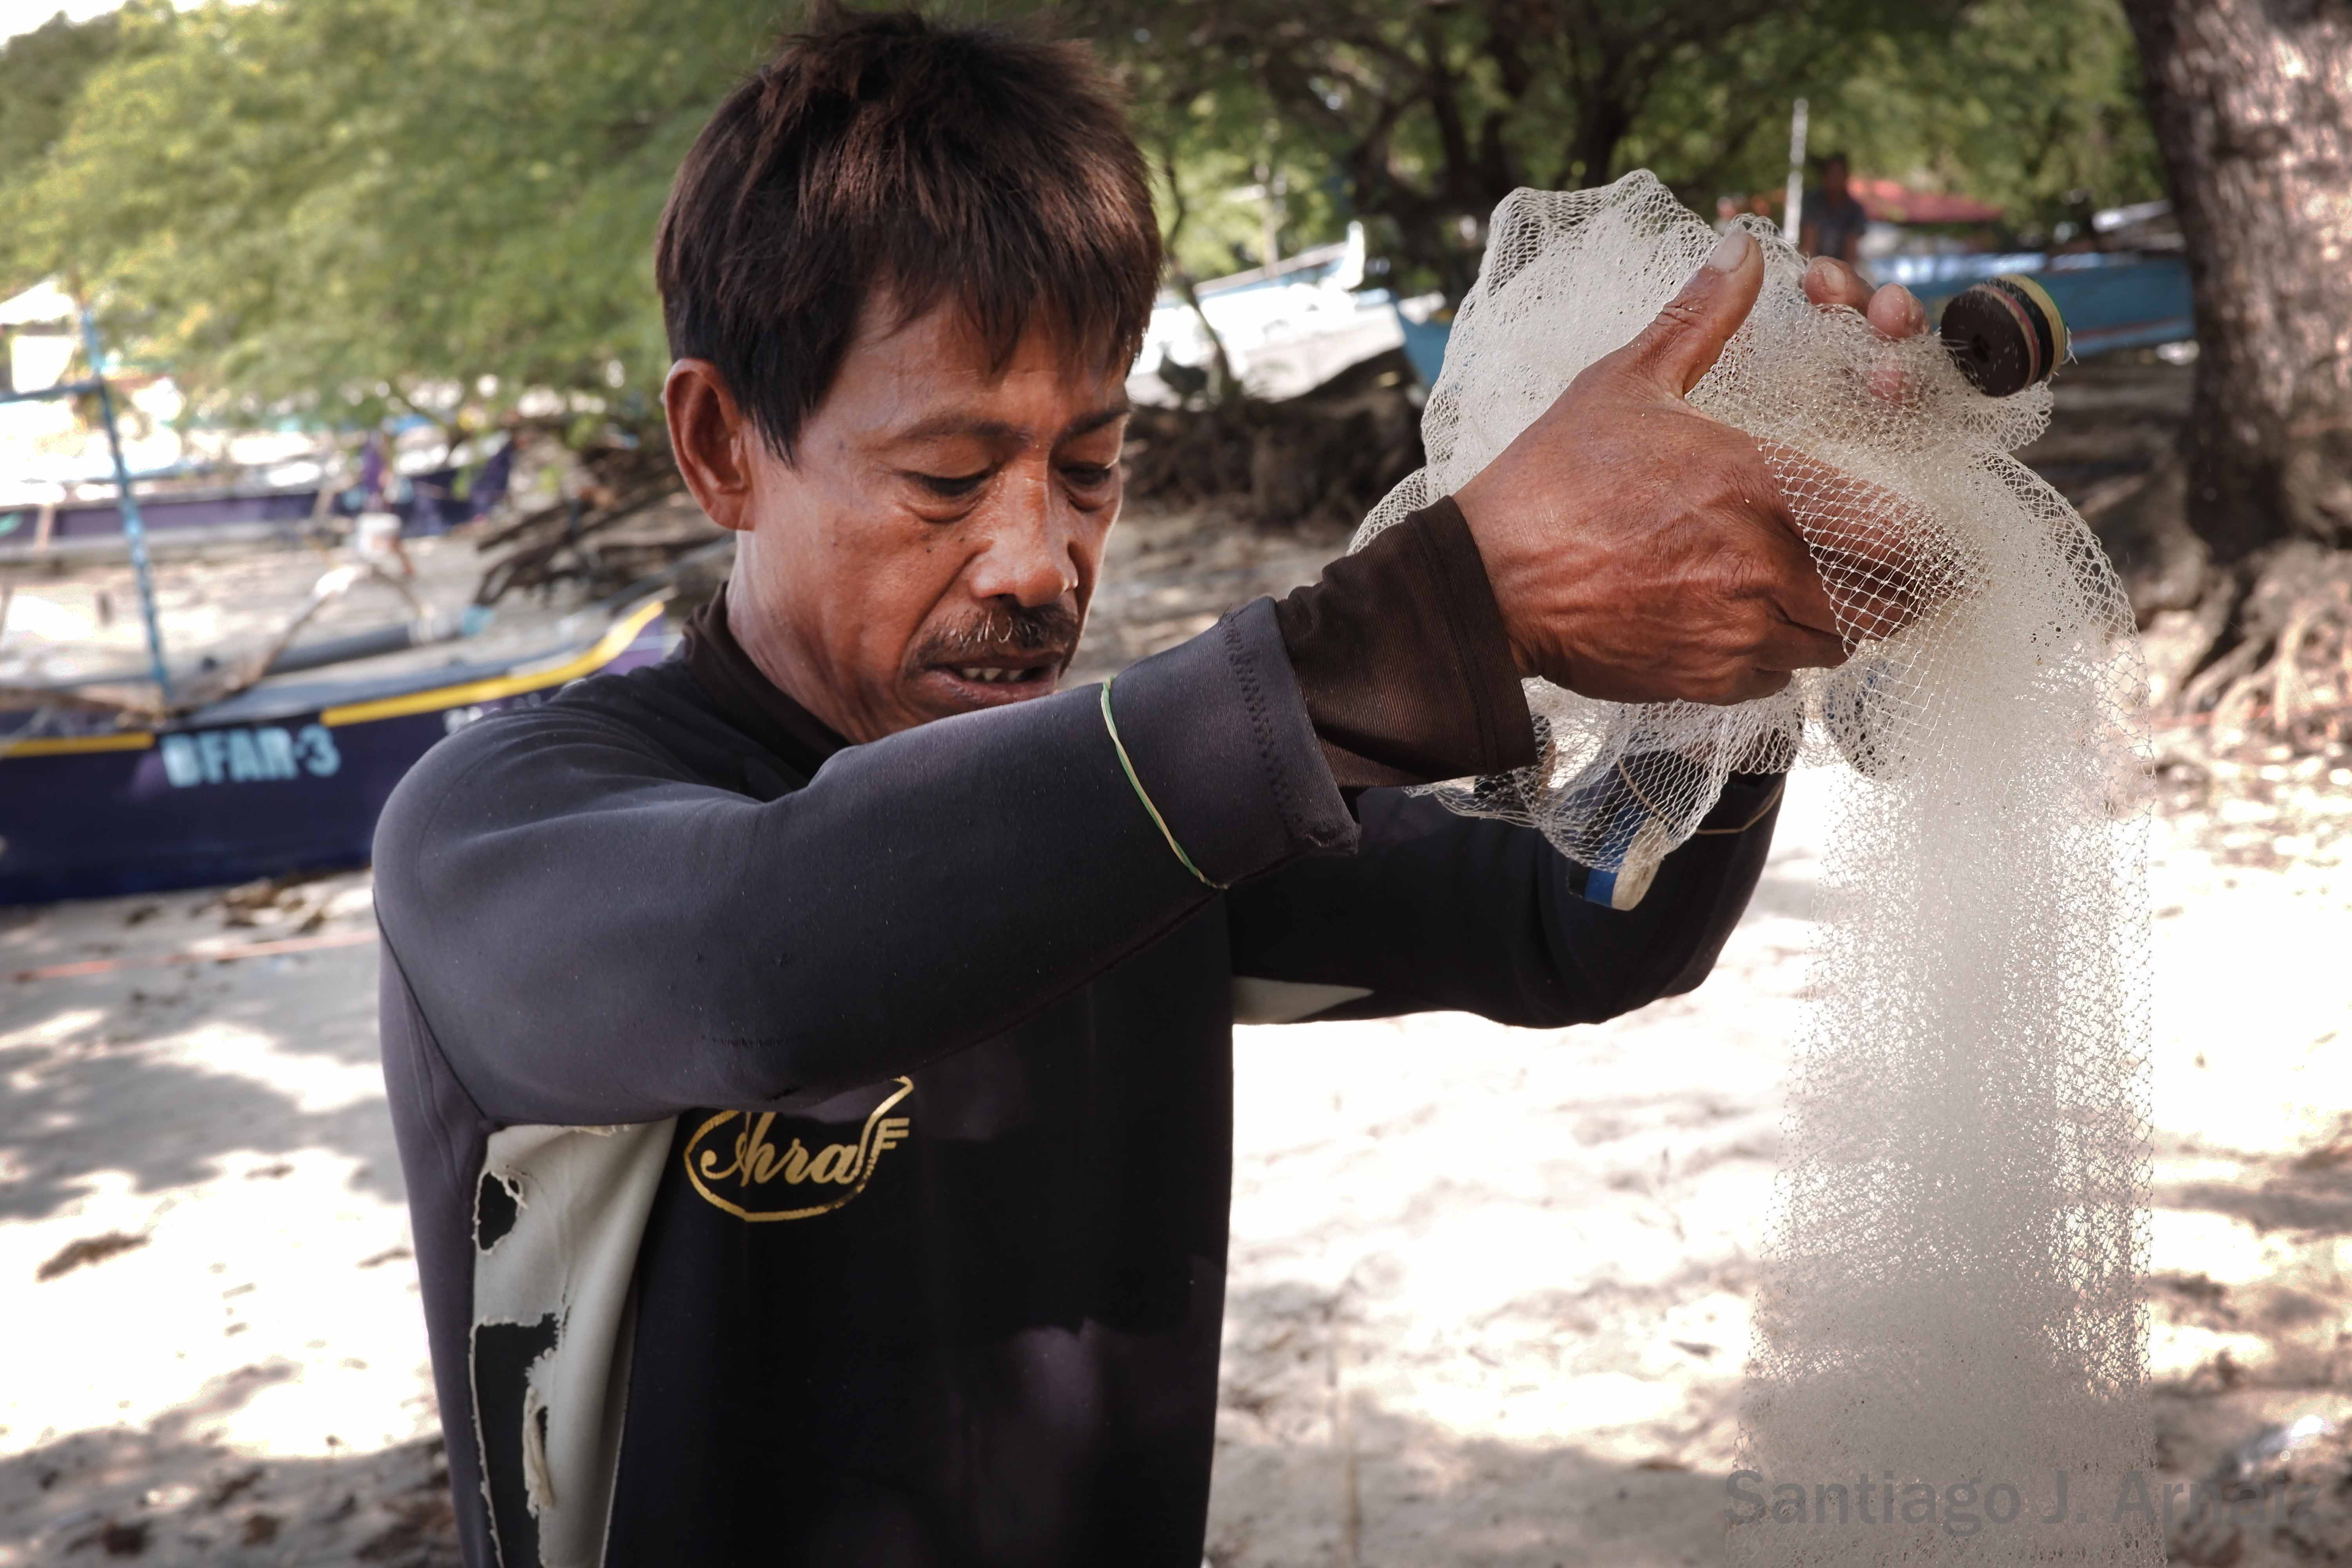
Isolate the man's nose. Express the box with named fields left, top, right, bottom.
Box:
left=965, top=484, right=1080, bottom=608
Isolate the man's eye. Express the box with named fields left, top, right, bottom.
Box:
left=914, top=471, right=988, bottom=499
left=1061, top=463, right=1114, bottom=488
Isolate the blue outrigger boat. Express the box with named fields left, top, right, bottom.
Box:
left=1388, top=252, right=2197, bottom=390
left=1884, top=251, right=2195, bottom=358
left=0, top=599, right=666, bottom=904
left=0, top=305, right=677, bottom=904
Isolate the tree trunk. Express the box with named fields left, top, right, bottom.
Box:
left=2122, top=0, right=2352, bottom=565
left=1152, top=142, right=1238, bottom=403
left=1565, top=89, right=1635, bottom=189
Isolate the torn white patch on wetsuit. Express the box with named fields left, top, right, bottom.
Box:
left=470, top=1120, right=674, bottom=1568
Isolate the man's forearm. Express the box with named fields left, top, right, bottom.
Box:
left=379, top=507, right=1574, bottom=1126
left=377, top=600, right=1359, bottom=1125
left=1273, top=497, right=1535, bottom=791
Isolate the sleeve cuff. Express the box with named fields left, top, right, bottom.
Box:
left=1105, top=597, right=1359, bottom=886
left=1272, top=497, right=1536, bottom=791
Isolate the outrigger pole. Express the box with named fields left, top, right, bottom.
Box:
left=0, top=304, right=174, bottom=699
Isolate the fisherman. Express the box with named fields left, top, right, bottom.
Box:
left=373, top=9, right=1933, bottom=1564
left=1800, top=152, right=1873, bottom=267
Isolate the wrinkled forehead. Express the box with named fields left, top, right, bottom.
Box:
left=873, top=273, right=1132, bottom=369
left=831, top=285, right=1132, bottom=432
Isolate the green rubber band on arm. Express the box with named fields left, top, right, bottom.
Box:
left=1100, top=677, right=1225, bottom=890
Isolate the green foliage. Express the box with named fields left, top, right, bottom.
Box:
left=0, top=5, right=148, bottom=290
left=1143, top=83, right=1349, bottom=286
left=0, top=7, right=134, bottom=192
left=1079, top=0, right=1972, bottom=299
left=1083, top=0, right=2163, bottom=299
left=0, top=0, right=2165, bottom=432
left=10, top=0, right=787, bottom=434
left=1825, top=0, right=2164, bottom=238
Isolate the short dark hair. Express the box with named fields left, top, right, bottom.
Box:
left=655, top=5, right=1160, bottom=458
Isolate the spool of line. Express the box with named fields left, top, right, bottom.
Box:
left=1940, top=273, right=2068, bottom=397
left=1571, top=271, right=2069, bottom=908
left=1561, top=755, right=1692, bottom=911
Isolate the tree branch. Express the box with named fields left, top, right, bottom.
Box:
left=1154, top=138, right=1238, bottom=401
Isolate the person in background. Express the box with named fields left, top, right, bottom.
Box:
left=349, top=429, right=412, bottom=575
left=360, top=430, right=386, bottom=506
left=465, top=431, right=517, bottom=522
left=1800, top=153, right=1871, bottom=268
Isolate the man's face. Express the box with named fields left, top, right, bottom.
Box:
left=674, top=297, right=1130, bottom=744
left=1824, top=159, right=1849, bottom=201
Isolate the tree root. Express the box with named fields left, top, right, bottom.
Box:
left=1122, top=349, right=1425, bottom=529
left=2165, top=546, right=2352, bottom=755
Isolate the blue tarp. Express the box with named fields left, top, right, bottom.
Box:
left=1393, top=251, right=2195, bottom=387
left=1912, top=256, right=2194, bottom=359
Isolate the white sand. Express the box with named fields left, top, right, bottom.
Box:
left=0, top=719, right=2346, bottom=1564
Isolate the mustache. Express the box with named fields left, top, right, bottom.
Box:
left=908, top=601, right=1083, bottom=669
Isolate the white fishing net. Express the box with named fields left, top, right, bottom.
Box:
left=1356, top=172, right=2157, bottom=1564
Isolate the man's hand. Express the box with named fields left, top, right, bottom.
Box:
left=1800, top=254, right=1924, bottom=338
left=1453, top=231, right=1929, bottom=706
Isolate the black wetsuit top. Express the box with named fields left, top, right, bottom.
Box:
left=374, top=501, right=1784, bottom=1567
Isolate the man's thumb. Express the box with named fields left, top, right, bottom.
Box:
left=1617, top=228, right=1764, bottom=397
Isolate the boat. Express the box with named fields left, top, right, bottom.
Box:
left=0, top=296, right=685, bottom=904
left=2, top=465, right=490, bottom=558
left=0, top=597, right=669, bottom=904
left=35, top=483, right=325, bottom=542
left=1880, top=251, right=2196, bottom=358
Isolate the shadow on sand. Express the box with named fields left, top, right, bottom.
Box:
left=0, top=891, right=397, bottom=1227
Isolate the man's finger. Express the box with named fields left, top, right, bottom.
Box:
left=1802, top=257, right=1873, bottom=314
left=1707, top=668, right=1798, bottom=707
left=1751, top=617, right=1851, bottom=673
left=1615, top=228, right=1765, bottom=396
left=1755, top=439, right=1971, bottom=639
left=1866, top=283, right=1928, bottom=341
left=1728, top=461, right=1848, bottom=641
left=1809, top=571, right=1915, bottom=646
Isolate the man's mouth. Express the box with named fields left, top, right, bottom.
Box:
left=918, top=652, right=1069, bottom=706
left=908, top=601, right=1084, bottom=711
left=949, top=663, right=1052, bottom=686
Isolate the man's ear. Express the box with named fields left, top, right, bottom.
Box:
left=664, top=359, right=759, bottom=533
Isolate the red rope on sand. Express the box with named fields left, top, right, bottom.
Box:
left=11, top=927, right=376, bottom=984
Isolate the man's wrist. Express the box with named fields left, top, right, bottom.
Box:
left=1107, top=599, right=1358, bottom=884
left=1272, top=497, right=1536, bottom=792
left=1444, top=474, right=1531, bottom=675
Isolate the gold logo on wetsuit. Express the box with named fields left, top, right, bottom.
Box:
left=682, top=1077, right=913, bottom=1221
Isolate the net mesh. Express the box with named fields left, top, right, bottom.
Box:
left=1355, top=172, right=2156, bottom=1564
